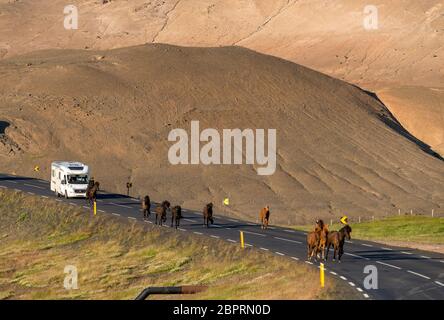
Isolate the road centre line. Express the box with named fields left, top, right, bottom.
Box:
left=274, top=237, right=302, bottom=244
left=407, top=270, right=430, bottom=280
left=111, top=203, right=132, bottom=209
left=24, top=183, right=44, bottom=189
left=344, top=253, right=369, bottom=260
left=376, top=261, right=402, bottom=270
left=242, top=230, right=266, bottom=237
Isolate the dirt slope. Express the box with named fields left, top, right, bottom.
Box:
left=1, top=0, right=443, bottom=155
left=1, top=44, right=443, bottom=224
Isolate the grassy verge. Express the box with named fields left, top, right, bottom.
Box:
left=293, top=216, right=444, bottom=245
left=0, top=190, right=357, bottom=300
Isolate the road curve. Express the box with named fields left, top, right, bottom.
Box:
left=1, top=173, right=443, bottom=300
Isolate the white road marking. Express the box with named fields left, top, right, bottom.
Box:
left=340, top=276, right=347, bottom=281
left=420, top=255, right=431, bottom=259
left=210, top=235, right=220, bottom=239
left=361, top=243, right=373, bottom=247
left=245, top=243, right=253, bottom=247
left=14, top=189, right=21, bottom=192
left=56, top=199, right=62, bottom=202
left=440, top=261, right=444, bottom=264
left=407, top=270, right=430, bottom=280
left=284, top=229, right=296, bottom=233
left=330, top=271, right=337, bottom=276
left=82, top=206, right=90, bottom=209
left=128, top=217, right=137, bottom=220
left=228, top=219, right=238, bottom=222
left=111, top=203, right=132, bottom=209
left=247, top=223, right=256, bottom=226
left=381, top=247, right=393, bottom=251
left=376, top=261, right=402, bottom=270
left=274, top=237, right=302, bottom=244
left=130, top=198, right=140, bottom=202
left=348, top=282, right=355, bottom=287
left=267, top=226, right=275, bottom=230
left=27, top=192, right=34, bottom=195
left=305, top=261, right=313, bottom=265
left=98, top=210, right=105, bottom=213
left=112, top=213, right=121, bottom=217
left=363, top=294, right=369, bottom=298
left=0, top=185, right=6, bottom=188
left=401, top=251, right=413, bottom=255
left=24, top=183, right=44, bottom=189
left=69, top=203, right=76, bottom=206
left=291, top=257, right=299, bottom=261
left=184, top=219, right=195, bottom=223
left=194, top=232, right=203, bottom=235
left=178, top=228, right=186, bottom=232
left=435, top=281, right=444, bottom=287
left=242, top=230, right=266, bottom=237
left=356, top=288, right=363, bottom=292
left=10, top=181, right=17, bottom=184
left=212, top=224, right=222, bottom=228
left=260, top=247, right=269, bottom=251
left=345, top=253, right=369, bottom=260
left=227, top=239, right=236, bottom=243
left=96, top=199, right=103, bottom=202
left=146, top=221, right=152, bottom=224
left=275, top=252, right=285, bottom=256
left=41, top=195, right=48, bottom=199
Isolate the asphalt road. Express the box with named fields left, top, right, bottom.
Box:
left=1, top=173, right=443, bottom=300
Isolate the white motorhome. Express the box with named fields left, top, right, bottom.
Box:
left=50, top=161, right=89, bottom=198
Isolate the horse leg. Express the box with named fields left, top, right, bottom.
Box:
left=338, top=245, right=343, bottom=262
left=171, top=214, right=174, bottom=228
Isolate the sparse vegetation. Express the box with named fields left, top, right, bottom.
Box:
left=0, top=190, right=357, bottom=300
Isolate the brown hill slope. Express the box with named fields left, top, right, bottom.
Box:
left=1, top=0, right=443, bottom=155
left=1, top=44, right=443, bottom=224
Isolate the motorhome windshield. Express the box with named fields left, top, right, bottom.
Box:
left=67, top=175, right=88, bottom=184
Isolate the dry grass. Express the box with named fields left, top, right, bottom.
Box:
left=0, top=190, right=357, bottom=300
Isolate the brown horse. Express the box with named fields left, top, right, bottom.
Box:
left=171, top=205, right=182, bottom=229
left=317, top=224, right=329, bottom=260
left=141, top=195, right=151, bottom=220
left=259, top=206, right=270, bottom=230
left=203, top=203, right=214, bottom=228
left=85, top=181, right=100, bottom=206
left=326, top=225, right=352, bottom=262
left=306, top=231, right=320, bottom=261
left=155, top=200, right=170, bottom=226
left=306, top=219, right=325, bottom=261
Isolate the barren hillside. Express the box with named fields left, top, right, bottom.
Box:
left=1, top=44, right=443, bottom=223
left=1, top=0, right=443, bottom=155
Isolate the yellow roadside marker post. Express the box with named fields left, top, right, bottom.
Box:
left=320, top=263, right=325, bottom=288
left=223, top=198, right=229, bottom=206
left=93, top=201, right=97, bottom=216
left=240, top=231, right=245, bottom=249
